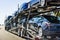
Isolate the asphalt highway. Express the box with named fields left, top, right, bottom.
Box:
left=0, top=26, right=25, bottom=40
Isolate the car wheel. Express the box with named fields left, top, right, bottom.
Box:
left=38, top=27, right=43, bottom=37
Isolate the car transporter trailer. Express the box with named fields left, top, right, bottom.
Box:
left=4, top=0, right=60, bottom=40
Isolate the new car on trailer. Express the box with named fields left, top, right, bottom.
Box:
left=19, top=3, right=28, bottom=13
left=29, top=15, right=60, bottom=39
left=4, top=16, right=12, bottom=30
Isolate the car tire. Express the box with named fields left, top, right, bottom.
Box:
left=38, top=27, right=43, bottom=37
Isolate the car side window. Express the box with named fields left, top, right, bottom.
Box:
left=41, top=16, right=48, bottom=22
left=37, top=16, right=43, bottom=23
left=31, top=16, right=42, bottom=23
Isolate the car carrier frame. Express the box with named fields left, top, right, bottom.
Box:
left=5, top=0, right=60, bottom=40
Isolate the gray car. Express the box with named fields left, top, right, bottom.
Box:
left=29, top=15, right=60, bottom=38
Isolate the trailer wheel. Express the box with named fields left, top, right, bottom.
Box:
left=5, top=27, right=9, bottom=31
left=5, top=27, right=6, bottom=30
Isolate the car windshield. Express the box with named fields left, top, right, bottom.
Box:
left=29, top=16, right=43, bottom=23
left=43, top=15, right=60, bottom=23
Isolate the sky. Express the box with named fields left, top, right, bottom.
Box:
left=0, top=0, right=30, bottom=24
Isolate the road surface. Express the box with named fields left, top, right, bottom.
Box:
left=0, top=26, right=25, bottom=40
